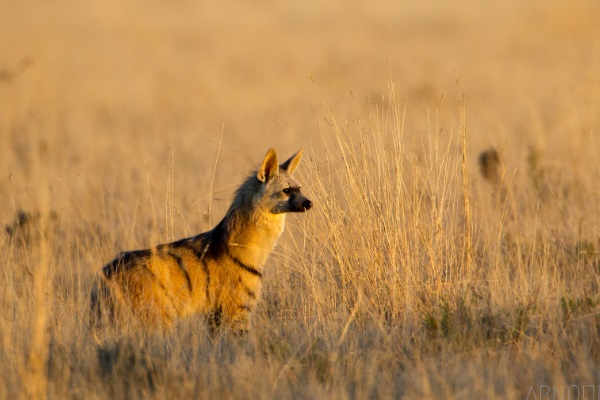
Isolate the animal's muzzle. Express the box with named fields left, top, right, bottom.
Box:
left=302, top=199, right=312, bottom=211
left=288, top=194, right=312, bottom=213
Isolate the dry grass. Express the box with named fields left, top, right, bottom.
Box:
left=1, top=0, right=600, bottom=398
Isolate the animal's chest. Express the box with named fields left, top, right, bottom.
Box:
left=262, top=214, right=286, bottom=239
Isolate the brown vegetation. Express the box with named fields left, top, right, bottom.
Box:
left=1, top=0, right=600, bottom=398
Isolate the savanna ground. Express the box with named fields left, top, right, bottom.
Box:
left=1, top=0, right=600, bottom=398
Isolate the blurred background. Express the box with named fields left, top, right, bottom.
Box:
left=0, top=0, right=599, bottom=230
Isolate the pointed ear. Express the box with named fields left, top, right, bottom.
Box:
left=280, top=149, right=303, bottom=175
left=257, top=148, right=279, bottom=183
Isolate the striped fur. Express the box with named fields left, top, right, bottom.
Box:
left=90, top=148, right=312, bottom=333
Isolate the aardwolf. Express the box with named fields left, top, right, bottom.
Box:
left=90, top=148, right=312, bottom=333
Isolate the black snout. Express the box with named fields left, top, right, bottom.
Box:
left=302, top=199, right=313, bottom=211
left=284, top=194, right=313, bottom=213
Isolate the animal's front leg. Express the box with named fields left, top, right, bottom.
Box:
left=219, top=299, right=253, bottom=336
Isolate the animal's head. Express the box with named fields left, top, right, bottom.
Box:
left=478, top=147, right=502, bottom=185
left=256, top=148, right=312, bottom=214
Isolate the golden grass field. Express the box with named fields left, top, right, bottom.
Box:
left=1, top=0, right=600, bottom=398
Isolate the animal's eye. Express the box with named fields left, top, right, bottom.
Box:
left=282, top=188, right=291, bottom=195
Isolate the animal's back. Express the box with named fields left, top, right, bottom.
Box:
left=90, top=232, right=214, bottom=330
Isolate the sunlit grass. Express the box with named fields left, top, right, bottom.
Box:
left=1, top=0, right=600, bottom=398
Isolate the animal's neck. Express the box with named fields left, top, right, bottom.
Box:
left=217, top=208, right=286, bottom=269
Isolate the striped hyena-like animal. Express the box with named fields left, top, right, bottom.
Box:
left=90, top=148, right=312, bottom=333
